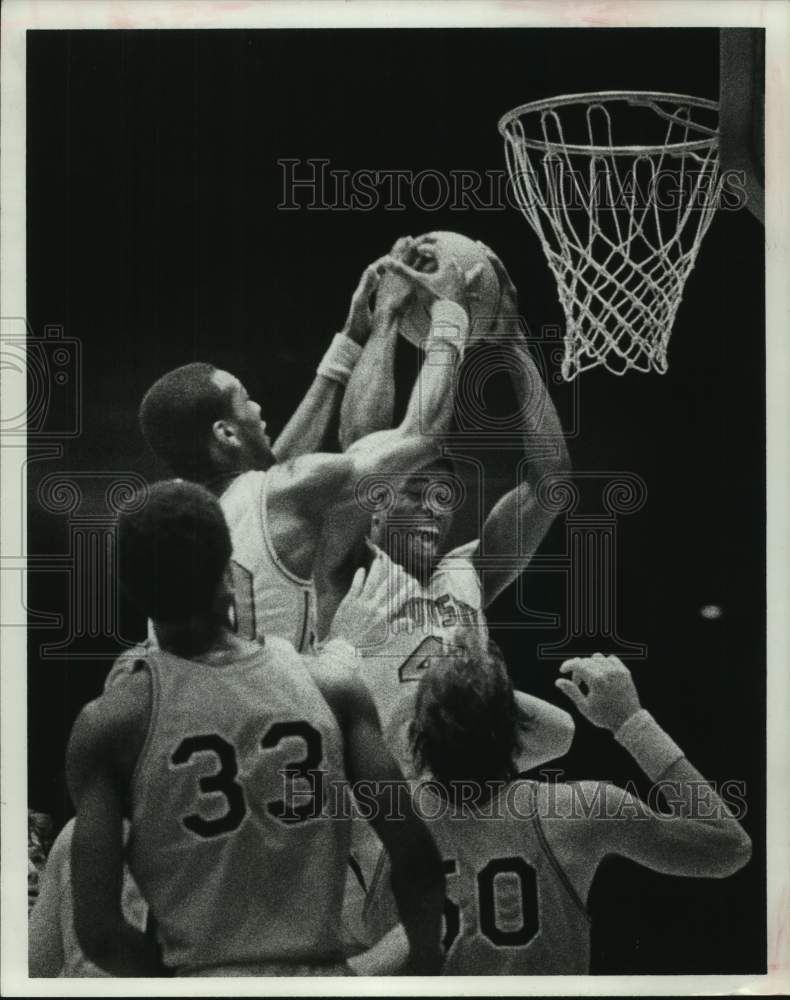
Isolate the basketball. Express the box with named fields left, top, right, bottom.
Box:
left=398, top=231, right=501, bottom=347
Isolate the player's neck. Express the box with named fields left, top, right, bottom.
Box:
left=153, top=616, right=238, bottom=661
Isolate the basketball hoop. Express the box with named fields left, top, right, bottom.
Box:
left=499, top=92, right=722, bottom=379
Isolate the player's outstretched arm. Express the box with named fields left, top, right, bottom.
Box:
left=475, top=249, right=571, bottom=608
left=280, top=244, right=483, bottom=516
left=338, top=237, right=418, bottom=450
left=272, top=259, right=384, bottom=461
left=288, top=253, right=478, bottom=636
left=65, top=677, right=162, bottom=976
left=343, top=248, right=483, bottom=472
left=556, top=654, right=752, bottom=878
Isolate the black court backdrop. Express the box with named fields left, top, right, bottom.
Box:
left=26, top=28, right=765, bottom=975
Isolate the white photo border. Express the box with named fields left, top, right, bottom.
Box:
left=2, top=1, right=788, bottom=996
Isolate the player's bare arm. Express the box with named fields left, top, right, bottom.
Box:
left=273, top=258, right=386, bottom=461
left=314, top=666, right=445, bottom=975
left=338, top=237, right=421, bottom=450
left=476, top=249, right=571, bottom=608
left=65, top=672, right=159, bottom=976
left=309, top=245, right=486, bottom=631
left=311, top=560, right=444, bottom=974
left=513, top=690, right=575, bottom=772
left=554, top=654, right=752, bottom=888
left=269, top=257, right=471, bottom=587
left=339, top=235, right=484, bottom=450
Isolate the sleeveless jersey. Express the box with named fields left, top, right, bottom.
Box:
left=368, top=780, right=591, bottom=975
left=342, top=541, right=489, bottom=950
left=128, top=638, right=350, bottom=974
left=220, top=470, right=316, bottom=652
left=356, top=541, right=488, bottom=771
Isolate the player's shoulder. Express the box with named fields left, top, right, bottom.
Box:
left=269, top=453, right=353, bottom=508
left=104, top=641, right=152, bottom=691
left=68, top=676, right=149, bottom=772
left=436, top=538, right=480, bottom=568
left=534, top=779, right=625, bottom=823
left=310, top=639, right=357, bottom=689
left=220, top=468, right=267, bottom=504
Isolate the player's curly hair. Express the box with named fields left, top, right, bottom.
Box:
left=117, top=480, right=232, bottom=622
left=138, top=362, right=234, bottom=483
left=409, top=638, right=533, bottom=788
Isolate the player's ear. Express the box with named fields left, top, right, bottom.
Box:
left=369, top=513, right=390, bottom=552
left=210, top=418, right=241, bottom=451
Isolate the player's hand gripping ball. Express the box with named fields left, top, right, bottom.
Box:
left=392, top=231, right=501, bottom=345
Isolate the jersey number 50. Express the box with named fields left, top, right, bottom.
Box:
left=443, top=856, right=539, bottom=952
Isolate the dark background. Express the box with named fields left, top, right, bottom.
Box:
left=26, top=28, right=765, bottom=974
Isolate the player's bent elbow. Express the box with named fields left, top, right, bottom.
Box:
left=543, top=439, right=572, bottom=480
left=551, top=704, right=575, bottom=751
left=689, top=826, right=753, bottom=879
left=396, top=426, right=443, bottom=469
left=515, top=694, right=575, bottom=768
left=715, top=829, right=752, bottom=877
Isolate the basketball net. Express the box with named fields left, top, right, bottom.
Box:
left=500, top=92, right=722, bottom=379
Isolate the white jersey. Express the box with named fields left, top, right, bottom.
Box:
left=368, top=781, right=591, bottom=975
left=220, top=469, right=316, bottom=652
left=342, top=542, right=488, bottom=950
left=356, top=541, right=487, bottom=770
left=128, top=638, right=350, bottom=974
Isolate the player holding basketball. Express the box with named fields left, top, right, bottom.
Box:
left=317, top=239, right=574, bottom=770
left=394, top=648, right=752, bottom=974
left=314, top=239, right=575, bottom=958
left=138, top=239, right=480, bottom=652
left=65, top=481, right=444, bottom=976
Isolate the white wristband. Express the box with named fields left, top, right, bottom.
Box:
left=425, top=299, right=469, bottom=358
left=317, top=333, right=363, bottom=385
left=614, top=709, right=685, bottom=782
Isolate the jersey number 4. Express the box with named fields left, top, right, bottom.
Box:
left=398, top=636, right=444, bottom=683
left=170, top=722, right=323, bottom=838
left=442, top=856, right=539, bottom=952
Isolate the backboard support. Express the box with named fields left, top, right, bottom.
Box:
left=719, top=28, right=765, bottom=225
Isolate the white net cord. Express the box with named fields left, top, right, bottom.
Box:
left=501, top=94, right=723, bottom=379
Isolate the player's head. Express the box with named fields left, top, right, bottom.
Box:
left=139, top=362, right=275, bottom=483
left=409, top=638, right=531, bottom=790
left=117, top=480, right=233, bottom=624
left=374, top=457, right=460, bottom=585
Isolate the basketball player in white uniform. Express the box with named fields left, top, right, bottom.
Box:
left=323, top=240, right=573, bottom=761
left=65, top=481, right=444, bottom=976
left=138, top=239, right=482, bottom=652
left=381, top=648, right=751, bottom=974
left=315, top=242, right=575, bottom=952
